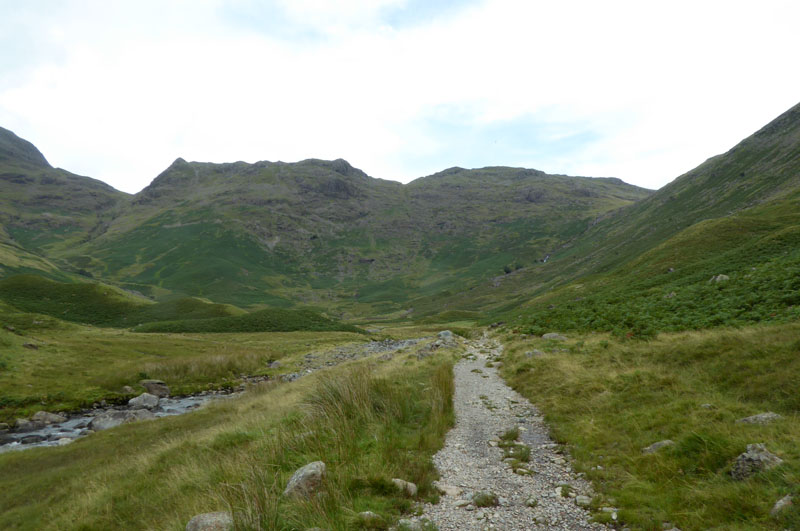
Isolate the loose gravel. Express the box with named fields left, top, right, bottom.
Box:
left=410, top=335, right=609, bottom=530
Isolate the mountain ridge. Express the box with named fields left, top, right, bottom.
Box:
left=0, top=101, right=797, bottom=320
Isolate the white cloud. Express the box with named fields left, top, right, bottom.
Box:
left=0, top=0, right=798, bottom=193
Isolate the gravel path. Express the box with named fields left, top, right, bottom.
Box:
left=411, top=335, right=609, bottom=530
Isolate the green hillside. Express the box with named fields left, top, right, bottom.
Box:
left=1, top=102, right=799, bottom=531
left=416, top=102, right=800, bottom=321
left=0, top=127, right=130, bottom=275
left=50, top=158, right=649, bottom=313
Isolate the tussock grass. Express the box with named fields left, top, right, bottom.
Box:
left=0, top=348, right=456, bottom=530
left=226, top=360, right=454, bottom=529
left=499, top=322, right=800, bottom=529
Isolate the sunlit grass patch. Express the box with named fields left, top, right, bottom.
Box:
left=499, top=322, right=800, bottom=529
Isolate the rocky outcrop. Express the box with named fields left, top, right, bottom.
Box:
left=730, top=443, right=783, bottom=480
left=283, top=461, right=326, bottom=498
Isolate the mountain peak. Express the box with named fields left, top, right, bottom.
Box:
left=0, top=127, right=51, bottom=169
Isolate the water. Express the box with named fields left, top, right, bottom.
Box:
left=0, top=393, right=234, bottom=453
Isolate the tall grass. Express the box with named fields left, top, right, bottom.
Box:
left=0, top=350, right=455, bottom=530
left=223, top=360, right=454, bottom=529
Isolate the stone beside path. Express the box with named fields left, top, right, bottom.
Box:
left=410, top=335, right=607, bottom=530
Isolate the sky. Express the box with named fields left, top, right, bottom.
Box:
left=0, top=0, right=798, bottom=194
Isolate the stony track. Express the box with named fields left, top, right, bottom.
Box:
left=409, top=335, right=609, bottom=530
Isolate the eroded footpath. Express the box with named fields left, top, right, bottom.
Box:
left=410, top=334, right=608, bottom=530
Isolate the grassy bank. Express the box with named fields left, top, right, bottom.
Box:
left=0, top=316, right=367, bottom=422
left=498, top=322, right=800, bottom=530
left=0, top=344, right=456, bottom=530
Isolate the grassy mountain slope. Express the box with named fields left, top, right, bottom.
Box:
left=421, top=101, right=800, bottom=321
left=57, top=157, right=649, bottom=313
left=557, top=101, right=800, bottom=275
left=0, top=127, right=130, bottom=276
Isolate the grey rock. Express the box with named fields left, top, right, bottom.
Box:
left=128, top=392, right=160, bottom=410
left=21, top=434, right=45, bottom=444
left=437, top=330, right=455, bottom=343
left=280, top=372, right=302, bottom=382
left=0, top=422, right=8, bottom=431
left=709, top=274, right=730, bottom=283
left=542, top=333, right=567, bottom=341
left=14, top=418, right=44, bottom=431
left=122, top=385, right=135, bottom=394
left=88, top=409, right=155, bottom=431
left=56, top=437, right=73, bottom=446
left=575, top=495, right=591, bottom=507
left=284, top=461, right=326, bottom=498
left=391, top=478, right=418, bottom=497
left=642, top=439, right=675, bottom=454
left=140, top=379, right=170, bottom=397
left=731, top=443, right=783, bottom=480
left=736, top=412, right=782, bottom=425
left=770, top=494, right=792, bottom=516
left=267, top=361, right=281, bottom=369
left=185, top=511, right=233, bottom=531
left=32, top=411, right=67, bottom=424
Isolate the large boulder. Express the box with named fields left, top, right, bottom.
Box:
left=140, top=379, right=170, bottom=397
left=730, top=443, right=783, bottom=480
left=185, top=512, right=233, bottom=531
left=283, top=461, right=326, bottom=498
left=88, top=409, right=155, bottom=431
left=128, top=392, right=160, bottom=410
left=31, top=411, right=67, bottom=424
